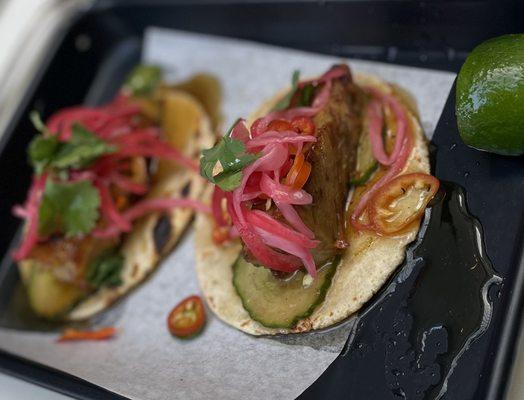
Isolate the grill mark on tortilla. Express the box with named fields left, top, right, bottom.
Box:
left=131, top=263, right=140, bottom=279
left=153, top=214, right=172, bottom=254
left=181, top=181, right=191, bottom=197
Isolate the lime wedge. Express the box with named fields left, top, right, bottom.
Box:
left=456, top=34, right=524, bottom=155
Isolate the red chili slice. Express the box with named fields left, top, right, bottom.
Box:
left=367, top=173, right=439, bottom=235
left=167, top=295, right=206, bottom=338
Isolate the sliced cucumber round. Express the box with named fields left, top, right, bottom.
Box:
left=232, top=257, right=338, bottom=329
left=351, top=118, right=378, bottom=186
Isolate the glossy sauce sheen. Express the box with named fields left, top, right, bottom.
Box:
left=301, top=182, right=501, bottom=399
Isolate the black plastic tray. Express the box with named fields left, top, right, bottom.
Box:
left=0, top=1, right=523, bottom=399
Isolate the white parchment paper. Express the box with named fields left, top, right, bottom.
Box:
left=0, top=28, right=455, bottom=400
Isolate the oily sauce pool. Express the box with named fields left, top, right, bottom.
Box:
left=300, top=182, right=501, bottom=400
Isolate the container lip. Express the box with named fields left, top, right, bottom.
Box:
left=0, top=0, right=93, bottom=154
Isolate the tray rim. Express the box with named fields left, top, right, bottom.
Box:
left=0, top=2, right=522, bottom=400
left=0, top=348, right=128, bottom=400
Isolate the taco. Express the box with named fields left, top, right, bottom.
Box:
left=195, top=64, right=439, bottom=335
left=12, top=65, right=219, bottom=320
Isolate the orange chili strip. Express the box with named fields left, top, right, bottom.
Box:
left=292, top=160, right=312, bottom=189
left=58, top=327, right=117, bottom=342
left=284, top=153, right=312, bottom=190
left=284, top=153, right=304, bottom=185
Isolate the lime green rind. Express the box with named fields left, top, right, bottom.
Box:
left=456, top=34, right=524, bottom=156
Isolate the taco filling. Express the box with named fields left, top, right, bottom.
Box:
left=13, top=65, right=218, bottom=319
left=197, top=64, right=439, bottom=333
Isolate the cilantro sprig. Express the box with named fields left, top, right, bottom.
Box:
left=272, top=70, right=300, bottom=111
left=28, top=120, right=117, bottom=174
left=200, top=123, right=260, bottom=191
left=298, top=83, right=315, bottom=107
left=271, top=70, right=316, bottom=111
left=87, top=250, right=124, bottom=289
left=124, top=64, right=162, bottom=97
left=26, top=112, right=116, bottom=238
left=38, top=180, right=101, bottom=237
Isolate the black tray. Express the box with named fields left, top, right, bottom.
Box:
left=0, top=1, right=523, bottom=399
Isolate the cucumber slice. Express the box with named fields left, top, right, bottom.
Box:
left=233, top=257, right=338, bottom=329
left=351, top=123, right=378, bottom=186
left=27, top=263, right=85, bottom=319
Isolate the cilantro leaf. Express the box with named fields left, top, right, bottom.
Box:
left=200, top=134, right=260, bottom=191
left=51, top=123, right=117, bottom=169
left=124, top=64, right=162, bottom=96
left=272, top=70, right=300, bottom=111
left=350, top=162, right=378, bottom=187
left=38, top=180, right=100, bottom=237
left=298, top=83, right=315, bottom=107
left=29, top=111, right=49, bottom=133
left=27, top=123, right=117, bottom=173
left=28, top=135, right=60, bottom=174
left=213, top=168, right=243, bottom=191
left=87, top=250, right=124, bottom=289
left=27, top=111, right=59, bottom=174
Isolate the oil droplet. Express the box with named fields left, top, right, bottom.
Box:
left=392, top=387, right=407, bottom=398
left=406, top=183, right=501, bottom=399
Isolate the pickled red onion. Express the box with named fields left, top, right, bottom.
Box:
left=109, top=130, right=198, bottom=171
left=351, top=111, right=413, bottom=231
left=201, top=67, right=354, bottom=274
left=93, top=198, right=211, bottom=238
left=368, top=91, right=407, bottom=167
left=241, top=190, right=263, bottom=202
left=108, top=172, right=149, bottom=195
left=13, top=92, right=203, bottom=259
left=246, top=130, right=316, bottom=151
left=245, top=210, right=319, bottom=249
left=226, top=195, right=302, bottom=272
left=12, top=205, right=29, bottom=219
left=254, top=227, right=317, bottom=278
left=250, top=66, right=347, bottom=137
left=47, top=103, right=140, bottom=141
left=259, top=173, right=312, bottom=205
left=12, top=172, right=48, bottom=261
left=298, top=65, right=349, bottom=88
left=232, top=143, right=289, bottom=226
left=214, top=67, right=350, bottom=275
left=96, top=182, right=132, bottom=232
